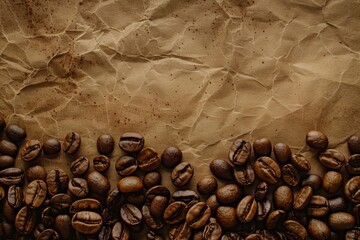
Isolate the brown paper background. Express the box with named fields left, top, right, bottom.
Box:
left=1, top=0, right=360, bottom=238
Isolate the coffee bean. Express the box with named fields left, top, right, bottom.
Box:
left=6, top=124, right=26, bottom=142
left=41, top=206, right=60, bottom=227
left=197, top=176, right=217, bottom=195
left=345, top=176, right=360, bottom=203
left=150, top=196, right=168, bottom=217
left=210, top=159, right=234, bottom=181
left=308, top=219, right=330, bottom=240
left=0, top=167, right=24, bottom=186
left=0, top=155, right=14, bottom=169
left=37, top=229, right=60, bottom=240
left=71, top=211, right=103, bottom=234
left=255, top=182, right=268, bottom=202
left=205, top=195, right=220, bottom=215
left=43, top=138, right=61, bottom=155
left=70, top=156, right=89, bottom=176
left=161, top=146, right=182, bottom=169
left=328, top=196, right=346, bottom=213
left=345, top=227, right=360, bottom=240
left=163, top=201, right=188, bottom=224
left=283, top=220, right=308, bottom=240
left=25, top=180, right=47, bottom=208
left=234, top=163, right=255, bottom=186
left=348, top=135, right=360, bottom=154
left=46, top=169, right=69, bottom=196
left=0, top=218, right=13, bottom=239
left=253, top=138, right=272, bottom=157
left=307, top=195, right=329, bottom=217
left=301, top=175, right=321, bottom=192
left=236, top=195, right=257, bottom=223
left=51, top=194, right=73, bottom=210
left=274, top=143, right=291, bottom=163
left=221, top=232, right=242, bottom=240
left=111, top=221, right=130, bottom=240
left=216, top=206, right=238, bottom=229
left=168, top=222, right=192, bottom=240
left=7, top=185, right=23, bottom=209
left=0, top=186, right=5, bottom=201
left=106, top=188, right=125, bottom=209
left=274, top=185, right=293, bottom=211
left=15, top=206, right=36, bottom=235
left=291, top=153, right=311, bottom=172
left=137, top=147, right=161, bottom=172
left=120, top=203, right=142, bottom=226
left=254, top=156, right=281, bottom=184
left=118, top=176, right=143, bottom=193
left=68, top=178, right=89, bottom=198
left=202, top=218, right=222, bottom=240
left=319, top=149, right=345, bottom=170
left=185, top=202, right=211, bottom=229
left=98, top=225, right=111, bottom=240
left=143, top=171, right=161, bottom=189
left=26, top=165, right=47, bottom=182
left=228, top=138, right=251, bottom=166
left=20, top=139, right=42, bottom=161
left=142, top=204, right=165, bottom=230
left=245, top=233, right=262, bottom=239
left=3, top=199, right=17, bottom=223
left=306, top=130, right=328, bottom=150
left=87, top=171, right=110, bottom=195
left=147, top=230, right=164, bottom=240
left=281, top=164, right=300, bottom=187
left=171, top=162, right=194, bottom=187
left=257, top=199, right=271, bottom=221
left=33, top=223, right=46, bottom=239
left=146, top=185, right=170, bottom=203
left=93, top=155, right=110, bottom=172
left=346, top=154, right=360, bottom=175
left=115, top=155, right=138, bottom=176
left=0, top=140, right=18, bottom=157
left=216, top=184, right=241, bottom=205
left=97, top=133, right=114, bottom=155
left=293, top=186, right=313, bottom=210
left=70, top=198, right=101, bottom=214
left=63, top=132, right=81, bottom=154
left=323, top=170, right=343, bottom=193
left=265, top=210, right=286, bottom=230
left=328, top=212, right=355, bottom=231
left=118, top=132, right=144, bottom=153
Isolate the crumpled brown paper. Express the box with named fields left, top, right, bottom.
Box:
left=1, top=0, right=360, bottom=238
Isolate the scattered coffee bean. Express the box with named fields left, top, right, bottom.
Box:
left=118, top=176, right=143, bottom=193
left=142, top=204, right=165, bottom=230
left=163, top=201, right=188, bottom=224
left=273, top=143, right=291, bottom=163
left=112, top=221, right=130, bottom=240
left=323, top=170, right=343, bottom=193
left=202, top=218, right=222, bottom=240
left=87, top=171, right=110, bottom=195
left=348, top=135, right=360, bottom=154
left=345, top=227, right=360, bottom=240
left=228, top=138, right=251, bottom=166
left=63, top=132, right=81, bottom=154
left=329, top=196, right=346, bottom=213
left=307, top=195, right=329, bottom=217
left=319, top=149, right=345, bottom=169
left=210, top=159, right=234, bottom=181
left=328, top=212, right=355, bottom=231
left=161, top=146, right=182, bottom=169
left=37, top=229, right=60, bottom=240
left=274, top=185, right=293, bottom=211
left=120, top=203, right=143, bottom=227
left=346, top=154, right=360, bottom=175
left=168, top=222, right=192, bottom=240
left=68, top=178, right=89, bottom=198
left=0, top=155, right=15, bottom=169
left=70, top=198, right=101, bottom=214
left=6, top=124, right=26, bottom=142
left=137, top=147, right=161, bottom=172
left=97, top=133, right=114, bottom=155
left=306, top=130, right=328, bottom=150
left=93, top=155, right=110, bottom=172
left=301, top=174, right=322, bottom=191
left=234, top=163, right=255, bottom=186
left=283, top=220, right=308, bottom=240
left=308, top=219, right=330, bottom=240
left=0, top=167, right=24, bottom=186
left=236, top=195, right=257, bottom=223
left=253, top=137, right=272, bottom=157
left=171, top=162, right=194, bottom=187
left=51, top=193, right=73, bottom=210
left=293, top=186, right=313, bottom=210
left=0, top=140, right=18, bottom=157
left=150, top=195, right=168, bottom=217
left=186, top=202, right=211, bottom=229
left=26, top=165, right=47, bottom=182
left=197, top=176, right=217, bottom=195
left=281, top=164, right=300, bottom=187
left=25, top=180, right=47, bottom=208
left=254, top=156, right=281, bottom=184
left=43, top=138, right=61, bottom=155
left=291, top=153, right=311, bottom=172
left=118, top=132, right=144, bottom=153
left=344, top=176, right=360, bottom=203
left=20, top=139, right=42, bottom=161
left=266, top=210, right=286, bottom=230
left=71, top=211, right=103, bottom=234
left=143, top=171, right=161, bottom=189
left=116, top=155, right=138, bottom=176
left=216, top=206, right=238, bottom=229
left=15, top=206, right=36, bottom=235
left=7, top=185, right=23, bottom=209
left=46, top=169, right=69, bottom=196
left=205, top=194, right=220, bottom=215
left=70, top=156, right=89, bottom=176
left=216, top=184, right=241, bottom=205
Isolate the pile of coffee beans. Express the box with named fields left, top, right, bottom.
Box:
left=0, top=115, right=360, bottom=240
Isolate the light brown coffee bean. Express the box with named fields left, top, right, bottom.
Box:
left=265, top=210, right=286, bottom=230
left=323, top=171, right=343, bottom=193
left=25, top=180, right=47, bottom=208
left=46, top=169, right=69, bottom=196
left=216, top=184, right=241, bottom=205
left=273, top=185, right=293, bottom=211
left=43, top=138, right=61, bottom=155
left=216, top=206, right=238, bottom=229
left=137, top=147, right=161, bottom=172
left=307, top=195, right=329, bottom=217
left=202, top=218, right=222, bottom=240
left=291, top=153, right=311, bottom=172
left=70, top=198, right=101, bottom=214
left=71, top=211, right=103, bottom=234
left=236, top=195, right=257, bottom=223
left=7, top=185, right=23, bottom=209
left=15, top=206, right=36, bottom=235
left=254, top=157, right=281, bottom=184
left=306, top=130, right=328, bottom=150
left=186, top=202, right=211, bottom=229
left=319, top=149, right=345, bottom=170
left=118, top=176, right=143, bottom=193
left=0, top=140, right=18, bottom=157
left=308, top=219, right=330, bottom=240
left=68, top=178, right=89, bottom=198
left=20, top=140, right=42, bottom=162
left=93, top=155, right=110, bottom=172
left=328, top=212, right=355, bottom=231
left=26, top=165, right=47, bottom=182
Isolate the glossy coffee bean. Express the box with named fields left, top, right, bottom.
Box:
left=319, top=149, right=345, bottom=169
left=197, top=176, right=217, bottom=195
left=97, top=133, right=114, bottom=155
left=161, top=146, right=182, bottom=169
left=283, top=220, right=308, bottom=240
left=236, top=195, right=257, bottom=223
left=308, top=219, right=330, bottom=240
left=26, top=165, right=47, bottom=182
left=254, top=157, right=281, bottom=184
left=120, top=204, right=142, bottom=226
left=328, top=212, right=355, bottom=231
left=202, top=218, right=222, bottom=240
left=348, top=135, right=360, bottom=154
left=306, top=130, right=328, bottom=150
left=143, top=171, right=161, bottom=189
left=206, top=195, right=220, bottom=215
left=307, top=195, right=329, bottom=217
left=150, top=195, right=168, bottom=217
left=70, top=156, right=89, bottom=176
left=253, top=138, right=272, bottom=157
left=0, top=167, right=24, bottom=186
left=168, top=222, right=192, bottom=240
left=293, top=186, right=313, bottom=210
left=281, top=164, right=300, bottom=187
left=68, top=178, right=89, bottom=198
left=71, top=211, right=103, bottom=234
left=185, top=202, right=211, bottom=229
left=15, top=206, right=36, bottom=235
left=20, top=139, right=42, bottom=161
left=265, top=210, right=286, bottom=230
left=301, top=174, right=322, bottom=191
left=118, top=132, right=144, bottom=153
left=273, top=185, right=293, bottom=211
left=37, top=229, right=60, bottom=240
left=0, top=140, right=18, bottom=157
left=25, top=180, right=47, bottom=208
left=142, top=204, right=165, bottom=230
left=171, top=162, right=194, bottom=187
left=210, top=159, right=234, bottom=181
left=87, top=171, right=110, bottom=195
left=234, top=163, right=255, bottom=186
left=291, top=153, right=311, bottom=172
left=70, top=198, right=101, bottom=214
left=115, top=156, right=137, bottom=176
left=345, top=176, right=360, bottom=203
left=346, top=154, right=360, bottom=175
left=228, top=138, right=251, bottom=166
left=118, top=176, right=143, bottom=193
left=257, top=199, right=271, bottom=221
left=63, top=132, right=81, bottom=154
left=43, top=138, right=61, bottom=155
left=106, top=188, right=125, bottom=209
left=46, top=169, right=69, bottom=196
left=137, top=147, right=161, bottom=172
left=216, top=206, right=238, bottom=229
left=329, top=197, right=346, bottom=213
left=6, top=124, right=26, bottom=142
left=111, top=221, right=130, bottom=240
left=8, top=185, right=23, bottom=209
left=216, top=184, right=241, bottom=205
left=93, top=155, right=110, bottom=172
left=0, top=155, right=15, bottom=169
left=163, top=201, right=188, bottom=224
left=323, top=171, right=343, bottom=193
left=51, top=194, right=73, bottom=210
left=146, top=185, right=171, bottom=202
left=274, top=143, right=291, bottom=163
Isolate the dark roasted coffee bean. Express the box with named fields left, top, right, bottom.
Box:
left=0, top=155, right=14, bottom=169
left=3, top=199, right=16, bottom=223
left=111, top=221, right=130, bottom=240
left=142, top=204, right=165, bottom=230
left=8, top=185, right=23, bottom=209
left=257, top=199, right=271, bottom=221
left=253, top=138, right=272, bottom=157
left=147, top=230, right=164, bottom=240
left=293, top=186, right=313, bottom=210
left=118, top=132, right=144, bottom=153
left=25, top=180, right=47, bottom=208
left=301, top=174, right=322, bottom=191
left=210, top=159, right=234, bottom=181
left=127, top=191, right=146, bottom=207
left=6, top=124, right=26, bottom=142
left=117, top=176, right=143, bottom=193
left=0, top=140, right=18, bottom=157
left=345, top=227, right=360, bottom=240
left=70, top=156, right=89, bottom=176
left=164, top=201, right=188, bottom=224
left=236, top=195, right=257, bottom=223
left=274, top=143, right=291, bottom=163
left=41, top=206, right=60, bottom=227
left=274, top=185, right=293, bottom=211
left=323, top=170, right=343, bottom=193
left=202, top=218, right=222, bottom=240
left=255, top=182, right=268, bottom=202
left=93, top=155, right=110, bottom=172
left=265, top=210, right=286, bottom=230
left=216, top=184, right=241, bottom=205
left=70, top=198, right=101, bottom=214
left=146, top=185, right=171, bottom=202
left=143, top=171, right=161, bottom=189
left=98, top=225, right=111, bottom=240
left=353, top=204, right=360, bottom=225
left=97, top=133, right=114, bottom=155
left=221, top=232, right=242, bottom=240
left=71, top=211, right=103, bottom=234
left=348, top=135, right=360, bottom=154
left=308, top=219, right=330, bottom=240
left=328, top=197, right=346, bottom=213
left=102, top=208, right=118, bottom=226
left=319, top=149, right=345, bottom=169
left=216, top=206, right=238, bottom=229
left=254, top=156, right=281, bottom=184
left=306, top=130, right=328, bottom=150
left=0, top=218, right=13, bottom=239
left=26, top=165, right=47, bottom=182
left=43, top=138, right=61, bottom=155
left=345, top=176, right=360, bottom=203
left=68, top=178, right=89, bottom=198
left=281, top=164, right=300, bottom=187
left=0, top=116, right=6, bottom=132
left=51, top=194, right=73, bottom=210
left=0, top=167, right=24, bottom=186
left=150, top=195, right=168, bottom=217
left=115, top=156, right=137, bottom=176
left=229, top=138, right=251, bottom=166
left=168, top=222, right=192, bottom=240
left=328, top=212, right=355, bottom=231
left=234, top=163, right=255, bottom=186
left=15, top=206, right=36, bottom=235
left=291, top=153, right=311, bottom=172
left=137, top=147, right=161, bottom=172
left=206, top=194, right=220, bottom=215
left=185, top=202, right=211, bottom=229
left=120, top=203, right=142, bottom=226
left=63, top=132, right=81, bottom=154
left=283, top=220, right=307, bottom=240
left=37, top=229, right=60, bottom=240
left=346, top=154, right=360, bottom=175
left=161, top=146, right=182, bottom=169
left=171, top=162, right=194, bottom=187
left=307, top=195, right=329, bottom=217
left=106, top=188, right=124, bottom=209
left=87, top=171, right=110, bottom=195
left=46, top=169, right=69, bottom=196
left=197, top=176, right=217, bottom=195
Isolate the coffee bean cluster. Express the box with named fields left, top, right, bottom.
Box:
left=0, top=115, right=360, bottom=240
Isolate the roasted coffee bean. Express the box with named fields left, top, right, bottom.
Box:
left=254, top=156, right=281, bottom=184
left=143, top=171, right=161, bottom=189
left=51, top=194, right=73, bottom=210
left=0, top=155, right=14, bottom=169
left=216, top=206, right=238, bottom=229
left=111, top=221, right=130, bottom=240
left=102, top=208, right=119, bottom=226
left=265, top=210, right=286, bottom=230
left=26, top=165, right=47, bottom=182
left=307, top=195, right=329, bottom=217
left=206, top=194, right=220, bottom=215
left=345, top=176, right=360, bottom=203
left=147, top=230, right=164, bottom=240
left=0, top=186, right=5, bottom=201
left=70, top=198, right=101, bottom=214
left=0, top=116, right=6, bottom=131
left=281, top=164, right=300, bottom=187
left=115, top=156, right=138, bottom=176
left=228, top=138, right=252, bottom=166
left=3, top=199, right=16, bottom=223
left=142, top=204, right=165, bottom=230
left=15, top=206, right=36, bottom=235
left=8, top=185, right=23, bottom=209
left=106, top=188, right=125, bottom=209
left=348, top=135, right=360, bottom=154
left=171, top=162, right=194, bottom=187
left=168, top=222, right=192, bottom=240
left=346, top=154, right=360, bottom=175
left=164, top=201, right=188, bottom=224
left=197, top=176, right=217, bottom=195
left=274, top=185, right=293, bottom=211
left=93, top=155, right=110, bottom=172
left=274, top=143, right=291, bottom=163
left=70, top=156, right=89, bottom=176
left=63, top=132, right=81, bottom=154
left=301, top=174, right=322, bottom=191
left=0, top=218, right=13, bottom=239
left=244, top=233, right=261, bottom=239
left=210, top=159, right=234, bottom=181
left=306, top=130, right=328, bottom=150
left=146, top=185, right=171, bottom=202
left=87, top=171, right=110, bottom=195
left=97, top=133, right=115, bottom=155
left=308, top=219, right=330, bottom=240
left=137, top=147, right=161, bottom=172
left=98, top=225, right=111, bottom=240
left=33, top=223, right=46, bottom=239
left=118, top=176, right=143, bottom=193
left=328, top=197, right=346, bottom=213
left=150, top=195, right=168, bottom=217
left=234, top=163, right=255, bottom=186
left=291, top=153, right=311, bottom=172
left=120, top=203, right=142, bottom=226
left=185, top=202, right=211, bottom=229
left=43, top=139, right=61, bottom=155
left=319, top=149, right=345, bottom=170
left=6, top=124, right=26, bottom=142
left=323, top=170, right=343, bottom=193
left=118, top=132, right=144, bottom=153
left=41, top=206, right=60, bottom=227
left=128, top=192, right=146, bottom=208
left=202, top=218, right=222, bottom=240
left=161, top=146, right=182, bottom=169
left=257, top=199, right=271, bottom=221
left=216, top=184, right=241, bottom=205
left=0, top=140, right=18, bottom=157
left=46, top=169, right=69, bottom=196
left=345, top=227, right=360, bottom=240
left=253, top=138, right=272, bottom=157
left=255, top=182, right=268, bottom=202
left=25, top=180, right=47, bottom=208
left=221, top=232, right=242, bottom=240
left=0, top=167, right=24, bottom=186
left=71, top=211, right=103, bottom=234
left=236, top=195, right=257, bottom=223
left=353, top=204, right=360, bottom=225
left=37, top=229, right=60, bottom=240
left=68, top=178, right=89, bottom=198
left=328, top=212, right=355, bottom=231
left=283, top=220, right=308, bottom=240
left=293, top=186, right=313, bottom=210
